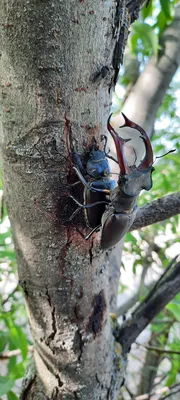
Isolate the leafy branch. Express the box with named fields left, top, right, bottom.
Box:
left=117, top=257, right=180, bottom=354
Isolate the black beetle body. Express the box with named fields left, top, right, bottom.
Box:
left=70, top=143, right=116, bottom=229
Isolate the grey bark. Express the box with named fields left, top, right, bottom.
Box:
left=0, top=1, right=141, bottom=399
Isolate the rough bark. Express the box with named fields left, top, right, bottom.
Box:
left=0, top=1, right=142, bottom=399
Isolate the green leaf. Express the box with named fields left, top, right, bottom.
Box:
left=16, top=326, right=28, bottom=359
left=133, top=22, right=159, bottom=54
left=8, top=356, right=17, bottom=374
left=0, top=332, right=9, bottom=352
left=141, top=2, right=153, bottom=20
left=129, top=32, right=139, bottom=54
left=160, top=0, right=173, bottom=19
left=7, top=391, right=18, bottom=400
left=10, top=361, right=26, bottom=379
left=125, top=232, right=137, bottom=245
left=156, top=10, right=168, bottom=34
left=0, top=376, right=15, bottom=396
left=166, top=303, right=180, bottom=321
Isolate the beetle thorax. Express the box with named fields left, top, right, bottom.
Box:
left=118, top=166, right=153, bottom=197
left=110, top=186, right=138, bottom=213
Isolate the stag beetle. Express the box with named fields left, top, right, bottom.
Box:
left=70, top=140, right=116, bottom=229
left=70, top=113, right=154, bottom=250
left=100, top=113, right=154, bottom=249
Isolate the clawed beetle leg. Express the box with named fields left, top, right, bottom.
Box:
left=69, top=194, right=110, bottom=209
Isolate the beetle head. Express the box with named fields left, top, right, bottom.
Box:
left=87, top=149, right=110, bottom=178
left=107, top=113, right=154, bottom=197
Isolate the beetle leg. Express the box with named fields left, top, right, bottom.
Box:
left=73, top=166, right=90, bottom=189
left=72, top=152, right=85, bottom=175
left=69, top=206, right=81, bottom=221
left=69, top=194, right=110, bottom=209
left=73, top=166, right=111, bottom=195
left=69, top=180, right=82, bottom=187
left=85, top=224, right=101, bottom=240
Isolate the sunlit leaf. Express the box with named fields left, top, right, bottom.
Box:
left=160, top=0, right=173, bottom=19
left=125, top=232, right=137, bottom=245
left=133, top=22, right=159, bottom=54
left=141, top=1, right=153, bottom=20
left=16, top=326, right=28, bottom=360
left=0, top=377, right=15, bottom=396
left=166, top=303, right=180, bottom=321
left=0, top=332, right=9, bottom=352
left=7, top=391, right=18, bottom=400
left=10, top=361, right=26, bottom=379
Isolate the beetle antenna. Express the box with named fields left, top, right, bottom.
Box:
left=155, top=149, right=176, bottom=160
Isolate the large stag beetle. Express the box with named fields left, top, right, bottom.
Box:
left=70, top=113, right=154, bottom=250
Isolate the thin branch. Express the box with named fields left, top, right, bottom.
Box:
left=130, top=192, right=180, bottom=232
left=134, top=383, right=180, bottom=400
left=159, top=387, right=180, bottom=400
left=116, top=281, right=155, bottom=317
left=117, top=245, right=161, bottom=317
left=0, top=346, right=33, bottom=359
left=134, top=255, right=179, bottom=313
left=117, top=260, right=180, bottom=354
left=125, top=385, right=135, bottom=399
left=129, top=256, right=179, bottom=318
left=2, top=284, right=19, bottom=305
left=136, top=343, right=180, bottom=356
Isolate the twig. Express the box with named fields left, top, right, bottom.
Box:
left=2, top=284, right=19, bottom=305
left=125, top=384, right=135, bottom=399
left=131, top=256, right=179, bottom=317
left=116, top=281, right=155, bottom=317
left=0, top=346, right=33, bottom=359
left=117, top=261, right=180, bottom=354
left=159, top=387, right=180, bottom=400
left=136, top=343, right=180, bottom=356
left=134, top=383, right=180, bottom=400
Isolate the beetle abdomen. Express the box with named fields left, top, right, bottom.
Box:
left=100, top=207, right=137, bottom=250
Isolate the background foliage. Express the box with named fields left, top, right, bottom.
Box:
left=0, top=0, right=180, bottom=398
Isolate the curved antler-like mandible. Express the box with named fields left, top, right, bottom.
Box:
left=121, top=112, right=153, bottom=169
left=107, top=114, right=130, bottom=175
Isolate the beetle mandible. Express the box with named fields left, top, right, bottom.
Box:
left=100, top=113, right=154, bottom=249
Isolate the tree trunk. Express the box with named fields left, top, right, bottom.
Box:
left=0, top=1, right=142, bottom=399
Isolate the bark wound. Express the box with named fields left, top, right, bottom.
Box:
left=86, top=290, right=107, bottom=337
